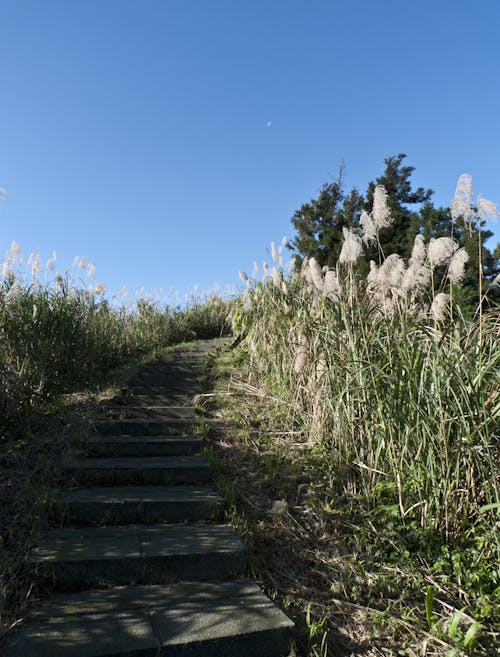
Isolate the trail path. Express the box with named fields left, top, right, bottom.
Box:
left=5, top=339, right=294, bottom=657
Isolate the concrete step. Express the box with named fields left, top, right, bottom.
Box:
left=4, top=582, right=294, bottom=657
left=115, top=395, right=199, bottom=407
left=92, top=418, right=195, bottom=436
left=97, top=405, right=198, bottom=420
left=26, top=524, right=247, bottom=588
left=60, top=485, right=223, bottom=525
left=67, top=455, right=210, bottom=486
left=84, top=436, right=203, bottom=458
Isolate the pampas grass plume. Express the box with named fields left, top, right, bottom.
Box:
left=447, top=248, right=469, bottom=284
left=339, top=227, right=363, bottom=264
left=430, top=292, right=449, bottom=322
left=428, top=237, right=459, bottom=268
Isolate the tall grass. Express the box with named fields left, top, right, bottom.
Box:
left=231, top=178, right=499, bottom=639
left=0, top=264, right=231, bottom=434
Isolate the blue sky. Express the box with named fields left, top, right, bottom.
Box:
left=1, top=0, right=499, bottom=303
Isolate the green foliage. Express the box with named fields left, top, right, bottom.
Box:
left=0, top=279, right=231, bottom=436
left=290, top=154, right=499, bottom=301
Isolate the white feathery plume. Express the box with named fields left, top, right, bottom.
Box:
left=32, top=304, right=38, bottom=320
left=428, top=237, right=459, bottom=268
left=477, top=196, right=499, bottom=223
left=360, top=210, right=377, bottom=245
left=252, top=261, right=259, bottom=277
left=308, top=257, right=324, bottom=292
left=262, top=261, right=270, bottom=281
left=430, top=292, right=449, bottom=322
left=2, top=260, right=13, bottom=278
left=271, top=242, right=278, bottom=262
left=5, top=281, right=22, bottom=302
left=301, top=257, right=313, bottom=284
left=55, top=273, right=64, bottom=287
left=323, top=269, right=340, bottom=300
left=372, top=185, right=392, bottom=229
left=450, top=174, right=473, bottom=224
left=339, top=227, right=363, bottom=264
left=378, top=254, right=405, bottom=288
left=281, top=236, right=288, bottom=249
left=10, top=241, right=22, bottom=256
left=29, top=250, right=42, bottom=277
left=402, top=261, right=431, bottom=291
left=410, top=234, right=426, bottom=265
left=87, top=262, right=96, bottom=279
left=367, top=260, right=379, bottom=286
left=447, top=248, right=469, bottom=284
left=293, top=334, right=309, bottom=373
left=94, top=283, right=106, bottom=295
left=281, top=280, right=288, bottom=295
left=271, top=267, right=281, bottom=289
left=46, top=251, right=56, bottom=271
left=238, top=271, right=249, bottom=282
left=242, top=289, right=253, bottom=311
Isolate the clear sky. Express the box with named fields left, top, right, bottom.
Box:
left=1, top=0, right=499, bottom=303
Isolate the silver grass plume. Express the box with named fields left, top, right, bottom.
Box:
left=477, top=196, right=499, bottom=222
left=402, top=234, right=430, bottom=291
left=360, top=210, right=377, bottom=245
left=252, top=261, right=259, bottom=277
left=339, top=227, right=363, bottom=264
left=87, top=262, right=96, bottom=280
left=271, top=242, right=278, bottom=262
left=262, top=261, right=270, bottom=281
left=300, top=257, right=313, bottom=284
left=367, top=260, right=379, bottom=286
left=372, top=185, right=392, bottom=229
left=308, top=257, right=324, bottom=292
left=378, top=254, right=405, bottom=289
left=450, top=174, right=473, bottom=224
left=94, top=283, right=106, bottom=295
left=410, top=234, right=426, bottom=264
left=271, top=267, right=281, bottom=289
left=238, top=271, right=249, bottom=282
left=447, top=248, right=469, bottom=284
left=430, top=293, right=449, bottom=322
left=46, top=251, right=56, bottom=271
left=10, top=241, right=22, bottom=257
left=5, top=281, right=22, bottom=303
left=323, top=269, right=340, bottom=300
left=293, top=333, right=309, bottom=373
left=428, top=237, right=459, bottom=268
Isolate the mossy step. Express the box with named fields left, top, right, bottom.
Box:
left=26, top=524, right=247, bottom=588
left=92, top=418, right=195, bottom=436
left=67, top=455, right=210, bottom=486
left=4, top=582, right=294, bottom=657
left=60, top=485, right=223, bottom=524
left=85, top=436, right=203, bottom=457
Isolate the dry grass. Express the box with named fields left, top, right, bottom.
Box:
left=199, top=348, right=499, bottom=657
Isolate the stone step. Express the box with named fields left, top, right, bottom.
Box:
left=4, top=582, right=294, bottom=657
left=125, top=385, right=196, bottom=396
left=84, top=436, right=203, bottom=458
left=60, top=485, right=223, bottom=525
left=97, top=405, right=198, bottom=419
left=26, top=524, right=247, bottom=588
left=67, top=456, right=210, bottom=486
left=92, top=418, right=194, bottom=436
left=116, top=395, right=198, bottom=407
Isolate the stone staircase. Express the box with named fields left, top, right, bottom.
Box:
left=4, top=339, right=294, bottom=656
